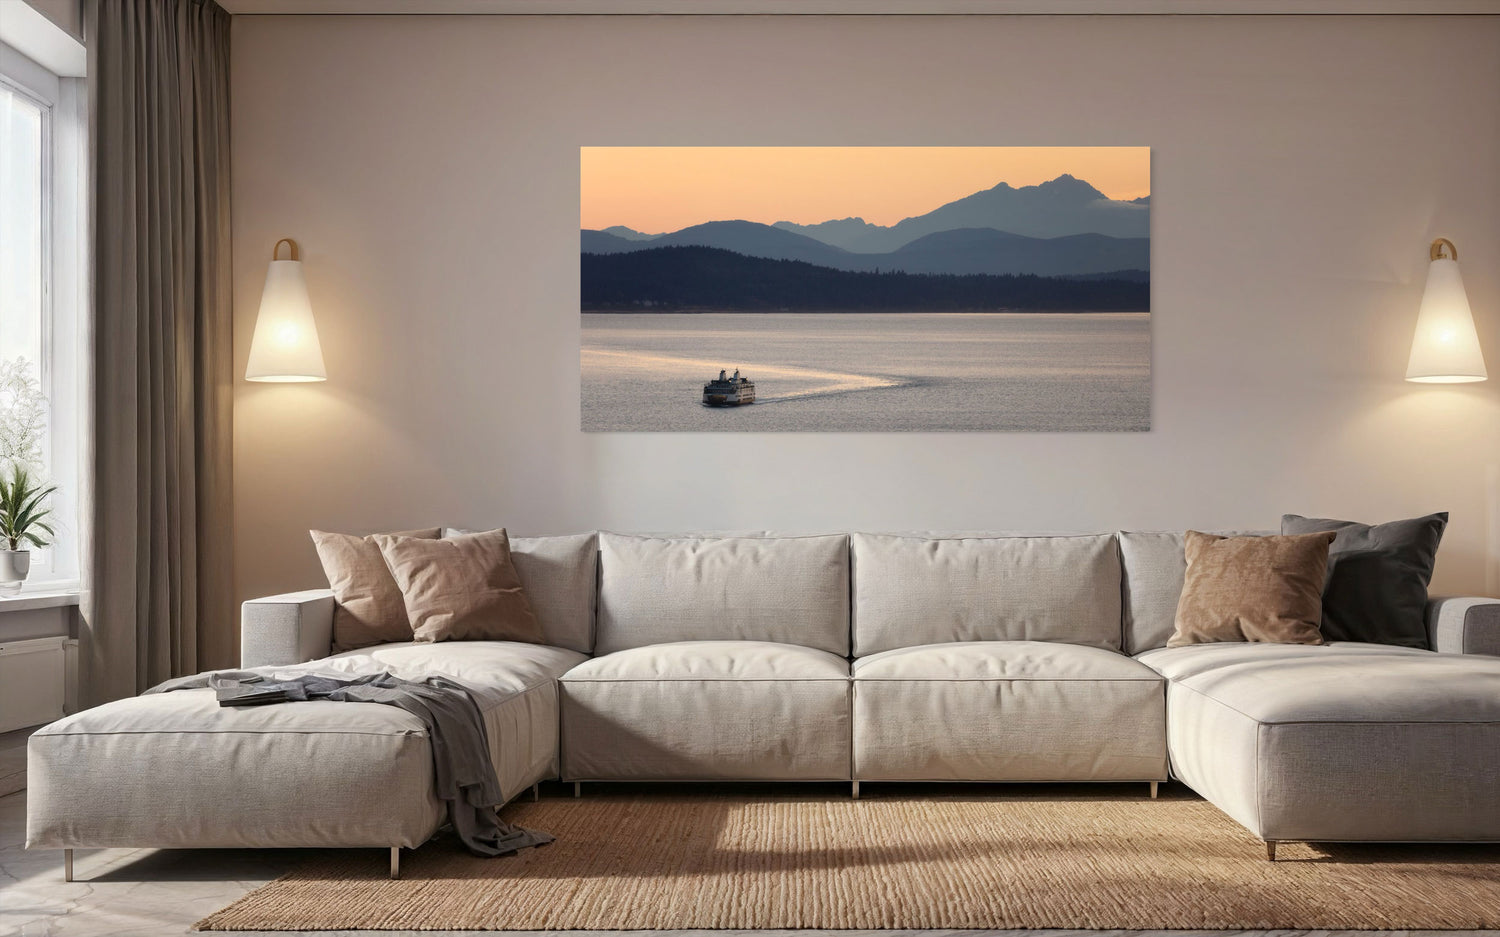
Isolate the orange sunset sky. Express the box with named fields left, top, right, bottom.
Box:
left=581, top=146, right=1150, bottom=233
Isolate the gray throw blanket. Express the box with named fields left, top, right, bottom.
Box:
left=149, top=670, right=552, bottom=856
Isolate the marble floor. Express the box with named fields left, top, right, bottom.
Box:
left=2, top=784, right=1495, bottom=937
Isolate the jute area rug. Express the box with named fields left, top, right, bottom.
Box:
left=197, top=785, right=1500, bottom=931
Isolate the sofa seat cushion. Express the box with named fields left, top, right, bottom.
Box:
left=855, top=639, right=1156, bottom=681
left=329, top=639, right=587, bottom=696
left=564, top=639, right=848, bottom=683
left=26, top=642, right=586, bottom=850
left=1135, top=641, right=1500, bottom=723
left=1136, top=642, right=1500, bottom=841
left=560, top=641, right=851, bottom=781
left=851, top=641, right=1166, bottom=782
left=27, top=685, right=445, bottom=850
left=326, top=640, right=588, bottom=799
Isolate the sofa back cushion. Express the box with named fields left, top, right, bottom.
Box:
left=596, top=533, right=850, bottom=655
left=510, top=533, right=598, bottom=654
left=1119, top=529, right=1268, bottom=654
left=851, top=533, right=1121, bottom=656
left=445, top=530, right=597, bottom=653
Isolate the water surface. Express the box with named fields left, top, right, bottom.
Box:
left=581, top=312, right=1149, bottom=432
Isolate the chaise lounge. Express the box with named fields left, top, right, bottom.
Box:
left=26, top=530, right=1500, bottom=878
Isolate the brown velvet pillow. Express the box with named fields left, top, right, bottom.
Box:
left=1168, top=530, right=1337, bottom=648
left=312, top=527, right=441, bottom=652
left=373, top=528, right=541, bottom=644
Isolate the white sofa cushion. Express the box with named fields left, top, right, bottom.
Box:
left=857, top=639, right=1158, bottom=682
left=331, top=639, right=587, bottom=697
left=565, top=639, right=849, bottom=682
left=852, top=641, right=1165, bottom=782
left=27, top=688, right=447, bottom=850
left=26, top=641, right=586, bottom=850
left=851, top=533, right=1121, bottom=656
left=560, top=640, right=851, bottom=781
left=510, top=533, right=598, bottom=654
left=1136, top=641, right=1500, bottom=723
left=595, top=533, right=850, bottom=656
left=1137, top=642, right=1500, bottom=842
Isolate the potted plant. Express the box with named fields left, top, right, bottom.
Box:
left=0, top=464, right=56, bottom=594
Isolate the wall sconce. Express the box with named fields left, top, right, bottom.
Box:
left=1406, top=238, right=1486, bottom=383
left=245, top=238, right=327, bottom=382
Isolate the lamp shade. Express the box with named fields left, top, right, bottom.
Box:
left=1406, top=239, right=1486, bottom=383
left=246, top=239, right=327, bottom=382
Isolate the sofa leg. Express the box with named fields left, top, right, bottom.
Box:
left=852, top=780, right=860, bottom=800
left=1149, top=781, right=1159, bottom=799
left=390, top=847, right=401, bottom=879
left=574, top=781, right=581, bottom=798
left=1265, top=841, right=1277, bottom=862
left=63, top=848, right=73, bottom=883
left=532, top=783, right=540, bottom=802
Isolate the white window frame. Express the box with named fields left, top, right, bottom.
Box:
left=2, top=41, right=84, bottom=594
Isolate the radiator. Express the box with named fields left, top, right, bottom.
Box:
left=0, top=636, right=67, bottom=732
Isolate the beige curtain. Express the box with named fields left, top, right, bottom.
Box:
left=82, top=0, right=234, bottom=704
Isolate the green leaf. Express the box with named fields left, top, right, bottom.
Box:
left=0, top=463, right=55, bottom=546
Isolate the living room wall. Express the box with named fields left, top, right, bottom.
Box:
left=230, top=13, right=1500, bottom=609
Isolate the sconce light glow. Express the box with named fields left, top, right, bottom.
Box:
left=1406, top=238, right=1486, bottom=384
left=245, top=238, right=327, bottom=383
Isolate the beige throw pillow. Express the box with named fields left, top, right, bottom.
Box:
left=373, top=528, right=541, bottom=644
left=1168, top=530, right=1336, bottom=648
left=312, top=527, right=441, bottom=652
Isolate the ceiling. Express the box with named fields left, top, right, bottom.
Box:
left=215, top=0, right=1500, bottom=14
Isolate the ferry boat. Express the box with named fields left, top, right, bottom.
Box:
left=702, top=369, right=756, bottom=407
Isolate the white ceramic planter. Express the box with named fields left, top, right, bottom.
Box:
left=0, top=549, right=30, bottom=596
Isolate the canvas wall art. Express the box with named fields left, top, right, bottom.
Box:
left=580, top=147, right=1150, bottom=432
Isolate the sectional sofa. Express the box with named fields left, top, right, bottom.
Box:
left=27, top=531, right=1500, bottom=880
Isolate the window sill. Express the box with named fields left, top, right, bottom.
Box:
left=0, top=591, right=81, bottom=613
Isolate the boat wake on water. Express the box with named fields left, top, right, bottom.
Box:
left=582, top=348, right=910, bottom=406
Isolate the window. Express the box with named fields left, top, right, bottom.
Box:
left=0, top=80, right=46, bottom=370
left=1, top=44, right=85, bottom=591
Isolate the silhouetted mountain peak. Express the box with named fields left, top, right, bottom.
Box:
left=581, top=229, right=639, bottom=254
left=602, top=225, right=657, bottom=241
left=776, top=215, right=867, bottom=226
left=1033, top=174, right=1107, bottom=200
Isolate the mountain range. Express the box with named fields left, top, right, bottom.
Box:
left=600, top=175, right=1146, bottom=248
left=584, top=174, right=1149, bottom=279
left=583, top=221, right=1148, bottom=278
left=775, top=174, right=1147, bottom=250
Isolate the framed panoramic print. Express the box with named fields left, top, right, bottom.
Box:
left=580, top=146, right=1150, bottom=432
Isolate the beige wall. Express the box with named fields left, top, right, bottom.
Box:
left=231, top=13, right=1500, bottom=608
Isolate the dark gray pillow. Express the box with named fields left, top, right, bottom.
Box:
left=1280, top=512, right=1447, bottom=648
